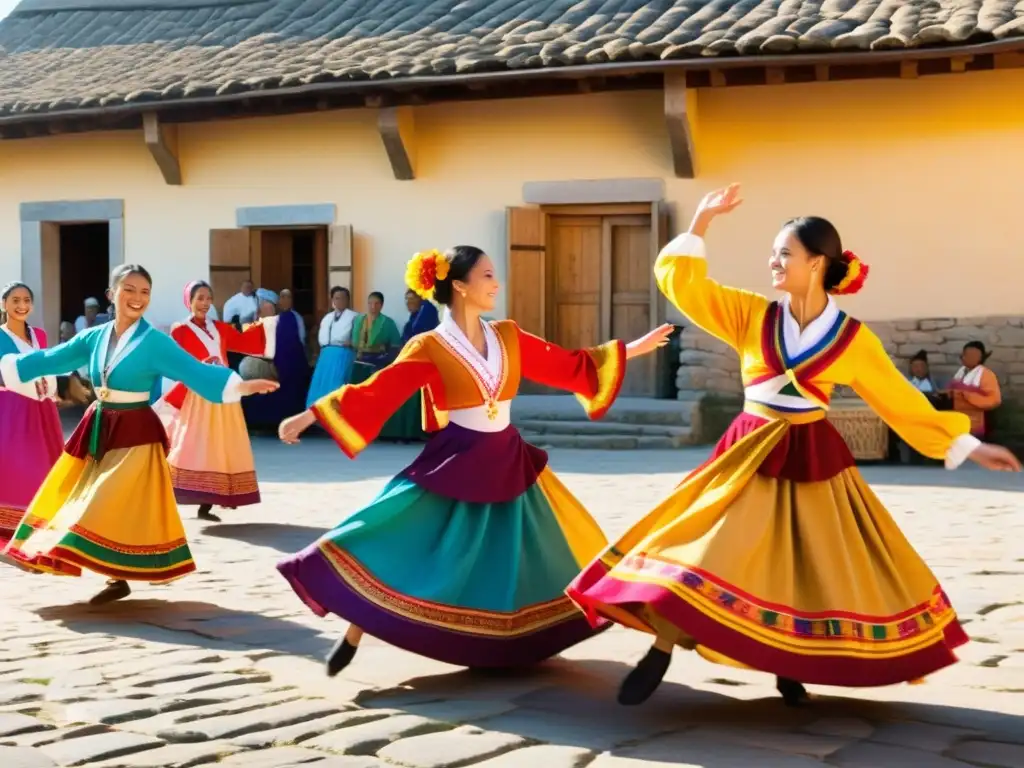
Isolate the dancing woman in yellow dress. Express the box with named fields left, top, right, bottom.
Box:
left=567, top=184, right=1020, bottom=707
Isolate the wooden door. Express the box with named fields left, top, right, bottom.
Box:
left=605, top=215, right=654, bottom=396
left=548, top=215, right=603, bottom=352
left=506, top=207, right=546, bottom=339
left=258, top=229, right=293, bottom=295
left=209, top=229, right=252, bottom=316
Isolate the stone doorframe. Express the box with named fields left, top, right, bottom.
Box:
left=20, top=198, right=125, bottom=343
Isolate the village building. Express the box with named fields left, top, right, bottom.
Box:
left=1, top=0, right=1023, bottom=447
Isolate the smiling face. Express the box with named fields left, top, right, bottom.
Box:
left=768, top=226, right=825, bottom=296
left=453, top=254, right=499, bottom=313
left=113, top=272, right=152, bottom=323
left=191, top=285, right=213, bottom=319
left=2, top=286, right=33, bottom=323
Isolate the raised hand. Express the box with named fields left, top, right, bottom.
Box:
left=968, top=443, right=1021, bottom=472
left=696, top=183, right=744, bottom=219
left=625, top=323, right=675, bottom=360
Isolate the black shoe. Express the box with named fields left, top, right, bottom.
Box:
left=776, top=676, right=809, bottom=707
left=325, top=637, right=358, bottom=678
left=197, top=505, right=221, bottom=522
left=89, top=580, right=131, bottom=605
left=617, top=647, right=671, bottom=706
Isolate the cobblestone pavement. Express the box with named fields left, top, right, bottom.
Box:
left=2, top=434, right=1023, bottom=767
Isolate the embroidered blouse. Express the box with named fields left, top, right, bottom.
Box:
left=0, top=318, right=242, bottom=405
left=655, top=233, right=979, bottom=468
left=0, top=325, right=56, bottom=401
left=161, top=315, right=278, bottom=409
left=312, top=309, right=627, bottom=458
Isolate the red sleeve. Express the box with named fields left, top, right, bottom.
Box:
left=217, top=319, right=271, bottom=357
left=515, top=323, right=626, bottom=420
left=312, top=337, right=438, bottom=458
left=163, top=324, right=205, bottom=409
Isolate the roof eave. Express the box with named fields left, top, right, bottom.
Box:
left=1, top=37, right=1022, bottom=127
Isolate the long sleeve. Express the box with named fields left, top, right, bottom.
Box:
left=1, top=332, right=91, bottom=397
left=654, top=232, right=768, bottom=351
left=516, top=324, right=626, bottom=420
left=220, top=316, right=277, bottom=358
left=312, top=337, right=437, bottom=458
left=850, top=327, right=979, bottom=468
left=149, top=332, right=242, bottom=404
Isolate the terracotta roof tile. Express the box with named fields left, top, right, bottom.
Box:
left=0, top=0, right=1021, bottom=117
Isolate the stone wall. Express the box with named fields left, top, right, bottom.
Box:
left=674, top=316, right=1024, bottom=437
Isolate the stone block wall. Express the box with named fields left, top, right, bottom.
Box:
left=674, top=316, right=1024, bottom=428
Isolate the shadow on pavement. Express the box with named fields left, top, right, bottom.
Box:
left=199, top=523, right=327, bottom=554
left=35, top=598, right=337, bottom=659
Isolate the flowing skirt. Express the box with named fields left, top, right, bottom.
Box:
left=0, top=391, right=64, bottom=548
left=306, top=346, right=356, bottom=408
left=567, top=405, right=968, bottom=687
left=158, top=391, right=260, bottom=508
left=277, top=423, right=608, bottom=667
left=2, top=403, right=196, bottom=583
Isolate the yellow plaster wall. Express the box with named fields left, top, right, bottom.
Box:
left=0, top=67, right=1021, bottom=331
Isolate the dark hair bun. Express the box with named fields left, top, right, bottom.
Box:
left=434, top=245, right=486, bottom=306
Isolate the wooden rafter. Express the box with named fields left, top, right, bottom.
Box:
left=377, top=105, right=416, bottom=181
left=142, top=112, right=181, bottom=185
left=663, top=72, right=697, bottom=179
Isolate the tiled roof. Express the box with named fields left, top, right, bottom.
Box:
left=0, top=0, right=1022, bottom=117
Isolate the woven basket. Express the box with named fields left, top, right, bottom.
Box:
left=827, top=401, right=890, bottom=461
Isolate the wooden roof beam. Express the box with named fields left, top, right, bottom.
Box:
left=663, top=72, right=698, bottom=179
left=142, top=112, right=181, bottom=185
left=377, top=105, right=416, bottom=181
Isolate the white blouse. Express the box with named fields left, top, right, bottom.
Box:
left=318, top=309, right=357, bottom=347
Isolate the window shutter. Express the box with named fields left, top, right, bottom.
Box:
left=209, top=229, right=251, bottom=316
left=506, top=207, right=546, bottom=337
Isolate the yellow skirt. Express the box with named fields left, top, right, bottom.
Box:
left=4, top=403, right=195, bottom=583
left=160, top=392, right=260, bottom=507
left=568, top=409, right=967, bottom=687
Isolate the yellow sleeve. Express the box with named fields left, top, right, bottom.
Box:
left=654, top=233, right=768, bottom=351
left=850, top=326, right=975, bottom=461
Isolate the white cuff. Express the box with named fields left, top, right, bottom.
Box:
left=261, top=315, right=279, bottom=360
left=0, top=353, right=39, bottom=399
left=945, top=434, right=981, bottom=470
left=221, top=372, right=244, bottom=404
left=661, top=232, right=706, bottom=260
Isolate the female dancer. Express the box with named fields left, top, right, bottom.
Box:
left=567, top=184, right=1020, bottom=707
left=0, top=265, right=277, bottom=604
left=306, top=286, right=358, bottom=408
left=277, top=246, right=672, bottom=675
left=159, top=281, right=278, bottom=522
left=0, top=282, right=63, bottom=548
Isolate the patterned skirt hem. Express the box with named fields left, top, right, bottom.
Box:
left=567, top=567, right=968, bottom=687
left=277, top=545, right=603, bottom=668
left=4, top=545, right=196, bottom=583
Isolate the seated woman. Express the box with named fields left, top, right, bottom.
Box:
left=377, top=289, right=441, bottom=442
left=241, top=298, right=310, bottom=431
left=948, top=341, right=1002, bottom=438
left=306, top=286, right=358, bottom=408
left=349, top=291, right=402, bottom=385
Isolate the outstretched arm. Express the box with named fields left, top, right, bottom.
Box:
left=851, top=328, right=1018, bottom=471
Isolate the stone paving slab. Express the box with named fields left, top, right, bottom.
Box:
left=0, top=441, right=1023, bottom=768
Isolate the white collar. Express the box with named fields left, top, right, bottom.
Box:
left=781, top=295, right=840, bottom=358
left=438, top=308, right=502, bottom=389
left=1, top=324, right=40, bottom=353
left=181, top=315, right=223, bottom=362
left=102, top=319, right=146, bottom=378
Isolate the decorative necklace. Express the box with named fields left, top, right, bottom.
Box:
left=446, top=326, right=501, bottom=420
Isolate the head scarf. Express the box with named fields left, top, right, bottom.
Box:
left=256, top=288, right=279, bottom=305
